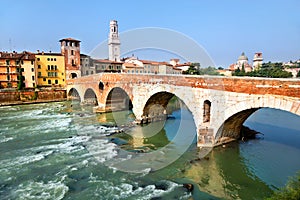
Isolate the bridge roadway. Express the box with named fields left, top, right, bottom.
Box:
left=66, top=73, right=300, bottom=147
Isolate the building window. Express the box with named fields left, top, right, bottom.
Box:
left=91, top=71, right=93, bottom=74
left=54, top=72, right=57, bottom=77
left=6, top=67, right=9, bottom=73
left=48, top=65, right=50, bottom=70
left=203, top=100, right=211, bottom=123
left=54, top=65, right=57, bottom=70
left=7, top=75, right=10, bottom=80
left=72, top=59, right=75, bottom=66
left=62, top=73, right=64, bottom=75
left=54, top=58, right=56, bottom=61
left=51, top=58, right=53, bottom=61
left=38, top=65, right=41, bottom=69
left=33, top=83, right=35, bottom=87
left=62, top=79, right=65, bottom=82
left=47, top=58, right=50, bottom=61
left=31, top=61, right=34, bottom=65
left=55, top=80, right=58, bottom=84
left=37, top=58, right=40, bottom=61
left=32, top=76, right=35, bottom=81
left=38, top=72, right=42, bottom=77
left=51, top=65, right=54, bottom=70
left=6, top=60, right=10, bottom=65
left=43, top=78, right=46, bottom=81
left=31, top=68, right=34, bottom=72
left=21, top=61, right=24, bottom=65
left=86, top=71, right=89, bottom=75
left=48, top=80, right=51, bottom=84
left=71, top=50, right=74, bottom=55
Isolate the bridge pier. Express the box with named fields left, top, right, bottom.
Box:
left=66, top=73, right=300, bottom=149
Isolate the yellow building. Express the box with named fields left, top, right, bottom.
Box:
left=35, top=52, right=66, bottom=87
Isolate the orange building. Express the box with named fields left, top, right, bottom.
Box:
left=0, top=52, right=21, bottom=88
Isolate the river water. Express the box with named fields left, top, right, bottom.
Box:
left=0, top=101, right=299, bottom=199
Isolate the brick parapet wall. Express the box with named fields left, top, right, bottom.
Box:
left=67, top=74, right=300, bottom=98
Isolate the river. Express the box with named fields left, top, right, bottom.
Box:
left=0, top=101, right=299, bottom=199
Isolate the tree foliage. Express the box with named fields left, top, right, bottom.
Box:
left=17, top=69, right=25, bottom=90
left=183, top=63, right=221, bottom=76
left=266, top=171, right=300, bottom=200
left=233, top=62, right=293, bottom=78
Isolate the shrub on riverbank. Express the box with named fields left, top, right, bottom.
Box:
left=266, top=171, right=300, bottom=200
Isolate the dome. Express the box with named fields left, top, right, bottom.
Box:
left=238, top=52, right=248, bottom=61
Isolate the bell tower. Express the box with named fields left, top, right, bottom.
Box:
left=108, top=20, right=120, bottom=61
left=60, top=38, right=81, bottom=79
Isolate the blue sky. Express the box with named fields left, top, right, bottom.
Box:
left=0, top=0, right=299, bottom=67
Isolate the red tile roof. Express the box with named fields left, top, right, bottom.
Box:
left=123, top=62, right=143, bottom=68
left=59, top=38, right=81, bottom=42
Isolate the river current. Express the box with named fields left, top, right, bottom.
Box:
left=0, top=101, right=299, bottom=199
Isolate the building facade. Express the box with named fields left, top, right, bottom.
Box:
left=0, top=52, right=21, bottom=88
left=35, top=52, right=66, bottom=87
left=253, top=52, right=263, bottom=70
left=122, top=57, right=182, bottom=74
left=60, top=38, right=81, bottom=79
left=20, top=52, right=36, bottom=88
left=80, top=54, right=95, bottom=76
left=229, top=52, right=253, bottom=72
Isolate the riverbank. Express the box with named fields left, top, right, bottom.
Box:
left=0, top=89, right=67, bottom=107
left=0, top=98, right=67, bottom=107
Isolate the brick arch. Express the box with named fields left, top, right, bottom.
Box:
left=67, top=87, right=81, bottom=102
left=83, top=88, right=99, bottom=105
left=214, top=95, right=300, bottom=143
left=67, top=86, right=85, bottom=103
left=134, top=84, right=198, bottom=126
left=103, top=86, right=133, bottom=111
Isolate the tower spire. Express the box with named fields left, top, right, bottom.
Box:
left=108, top=20, right=120, bottom=61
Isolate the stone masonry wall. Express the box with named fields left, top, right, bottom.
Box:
left=0, top=90, right=66, bottom=103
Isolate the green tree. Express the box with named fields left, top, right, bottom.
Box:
left=200, top=66, right=220, bottom=75
left=232, top=62, right=293, bottom=78
left=17, top=68, right=25, bottom=90
left=266, top=171, right=300, bottom=200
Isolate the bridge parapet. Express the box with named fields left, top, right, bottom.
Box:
left=66, top=73, right=300, bottom=147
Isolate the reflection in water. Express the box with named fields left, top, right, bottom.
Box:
left=1, top=102, right=299, bottom=199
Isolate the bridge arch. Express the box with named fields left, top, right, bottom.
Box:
left=215, top=95, right=300, bottom=143
left=143, top=92, right=175, bottom=117
left=67, top=88, right=81, bottom=101
left=105, top=87, right=133, bottom=111
left=83, top=88, right=98, bottom=105
left=137, top=86, right=198, bottom=126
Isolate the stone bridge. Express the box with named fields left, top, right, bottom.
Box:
left=66, top=73, right=300, bottom=147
